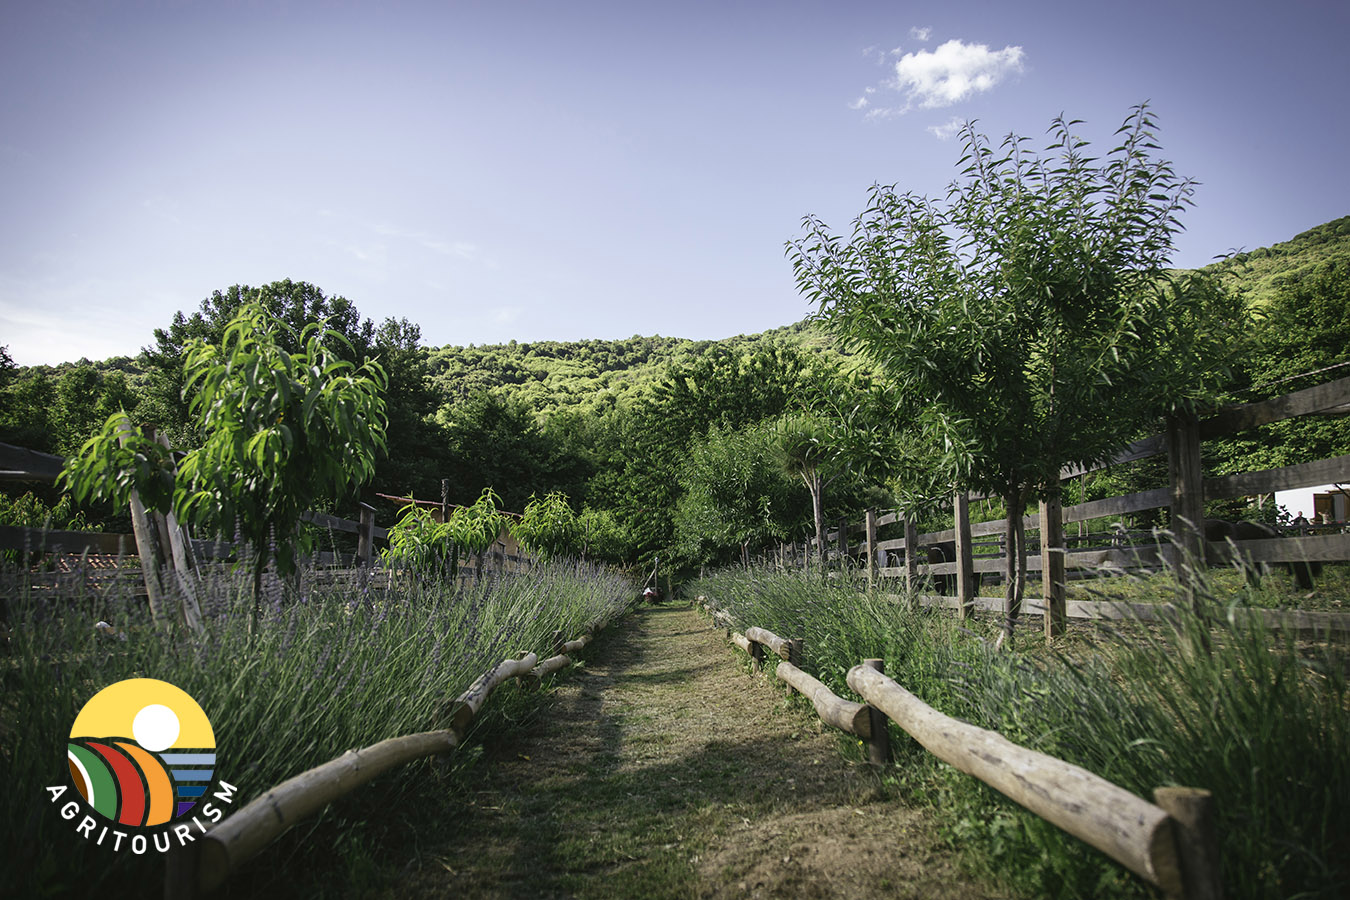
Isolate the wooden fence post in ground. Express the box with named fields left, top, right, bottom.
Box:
left=838, top=517, right=849, bottom=571
left=357, top=502, right=376, bottom=568
left=1153, top=787, right=1223, bottom=900
left=865, top=509, right=878, bottom=589
left=441, top=478, right=451, bottom=524
left=903, top=516, right=919, bottom=596
left=1167, top=411, right=1206, bottom=609
left=954, top=491, right=975, bottom=619
left=1040, top=488, right=1067, bottom=639
left=749, top=639, right=765, bottom=673
left=861, top=659, right=893, bottom=767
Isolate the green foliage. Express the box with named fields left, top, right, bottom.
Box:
left=1206, top=215, right=1350, bottom=308
left=789, top=106, right=1245, bottom=610
left=382, top=503, right=454, bottom=576
left=513, top=492, right=582, bottom=560
left=61, top=302, right=389, bottom=582
left=674, top=423, right=802, bottom=567
left=446, top=488, right=507, bottom=555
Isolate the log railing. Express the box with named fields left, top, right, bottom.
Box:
left=165, top=624, right=602, bottom=898
left=699, top=597, right=1221, bottom=899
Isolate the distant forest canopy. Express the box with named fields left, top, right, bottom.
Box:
left=2, top=215, right=1348, bottom=572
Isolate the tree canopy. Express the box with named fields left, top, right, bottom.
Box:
left=789, top=106, right=1245, bottom=639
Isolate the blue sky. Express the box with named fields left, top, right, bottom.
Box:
left=3, top=0, right=1347, bottom=367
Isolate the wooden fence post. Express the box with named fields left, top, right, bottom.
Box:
left=860, top=659, right=893, bottom=767
left=954, top=491, right=975, bottom=619
left=1153, top=787, right=1223, bottom=900
left=865, top=509, right=878, bottom=589
left=357, top=503, right=376, bottom=568
left=903, top=516, right=919, bottom=595
left=838, top=517, right=849, bottom=571
left=440, top=478, right=451, bottom=524
left=1040, top=488, right=1066, bottom=638
left=1166, top=412, right=1206, bottom=610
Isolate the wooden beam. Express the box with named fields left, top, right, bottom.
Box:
left=847, top=664, right=1183, bottom=895
left=446, top=652, right=539, bottom=732
left=775, top=660, right=871, bottom=737
left=1040, top=492, right=1066, bottom=638
left=1204, top=454, right=1350, bottom=499
left=196, top=729, right=460, bottom=892
left=1201, top=374, right=1350, bottom=437
left=745, top=626, right=794, bottom=661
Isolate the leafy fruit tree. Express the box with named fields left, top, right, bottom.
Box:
left=513, top=492, right=582, bottom=561
left=63, top=301, right=388, bottom=603
left=789, top=106, right=1243, bottom=643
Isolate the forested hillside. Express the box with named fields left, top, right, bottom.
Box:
left=2, top=215, right=1347, bottom=575
left=1204, top=214, right=1350, bottom=306
left=424, top=321, right=852, bottom=418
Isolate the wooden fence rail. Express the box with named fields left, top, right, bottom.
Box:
left=770, top=375, right=1350, bottom=638
left=701, top=599, right=1220, bottom=899
left=166, top=622, right=603, bottom=898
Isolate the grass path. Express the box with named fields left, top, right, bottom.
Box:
left=386, top=604, right=1001, bottom=899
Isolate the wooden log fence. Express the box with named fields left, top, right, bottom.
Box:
left=771, top=374, right=1350, bottom=637
left=700, top=600, right=1220, bottom=899
left=166, top=623, right=601, bottom=898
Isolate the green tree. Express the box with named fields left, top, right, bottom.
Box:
left=789, top=106, right=1243, bottom=643
left=675, top=423, right=802, bottom=568
left=142, top=280, right=376, bottom=446
left=513, top=492, right=582, bottom=561
left=63, top=302, right=388, bottom=604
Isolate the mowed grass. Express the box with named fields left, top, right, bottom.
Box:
left=692, top=563, right=1350, bottom=900
left=238, top=605, right=991, bottom=899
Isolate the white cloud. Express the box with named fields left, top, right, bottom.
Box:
left=909, top=26, right=931, bottom=41
left=927, top=118, right=965, bottom=140
left=854, top=38, right=1024, bottom=118
left=893, top=39, right=1024, bottom=109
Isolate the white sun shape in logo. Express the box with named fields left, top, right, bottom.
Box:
left=132, top=704, right=180, bottom=752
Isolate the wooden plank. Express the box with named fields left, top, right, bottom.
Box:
left=847, top=664, right=1183, bottom=895
left=875, top=537, right=908, bottom=553
left=1062, top=488, right=1171, bottom=524
left=775, top=660, right=872, bottom=737
left=1209, top=532, right=1350, bottom=564
left=1200, top=375, right=1350, bottom=438
left=0, top=525, right=135, bottom=555
left=1205, top=455, right=1350, bottom=500
left=876, top=512, right=900, bottom=528
left=1059, top=434, right=1167, bottom=479
left=0, top=441, right=65, bottom=482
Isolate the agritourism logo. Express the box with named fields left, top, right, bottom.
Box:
left=46, top=678, right=237, bottom=854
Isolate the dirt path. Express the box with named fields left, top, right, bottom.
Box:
left=399, top=605, right=1003, bottom=899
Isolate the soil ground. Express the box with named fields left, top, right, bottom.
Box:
left=387, top=604, right=1004, bottom=899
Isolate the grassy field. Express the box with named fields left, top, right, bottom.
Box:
left=691, top=563, right=1350, bottom=899
left=1, top=558, right=633, bottom=899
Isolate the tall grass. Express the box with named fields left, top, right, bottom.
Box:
left=693, top=565, right=1349, bottom=899
left=1, top=557, right=632, bottom=898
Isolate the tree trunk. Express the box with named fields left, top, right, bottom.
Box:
left=999, top=489, right=1026, bottom=649
left=808, top=471, right=826, bottom=570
